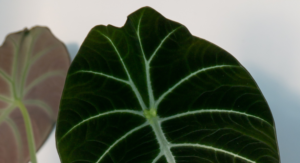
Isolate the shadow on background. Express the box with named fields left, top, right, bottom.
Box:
left=247, top=65, right=300, bottom=163
left=66, top=42, right=79, bottom=60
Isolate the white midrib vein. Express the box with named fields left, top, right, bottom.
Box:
left=137, top=12, right=176, bottom=163
left=137, top=13, right=155, bottom=108
left=67, top=12, right=259, bottom=163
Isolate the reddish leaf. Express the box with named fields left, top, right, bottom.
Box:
left=0, top=26, right=70, bottom=163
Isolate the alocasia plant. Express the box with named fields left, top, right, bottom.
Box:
left=56, top=7, right=280, bottom=163
left=0, top=27, right=70, bottom=163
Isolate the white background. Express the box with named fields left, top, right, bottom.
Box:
left=0, top=1, right=299, bottom=162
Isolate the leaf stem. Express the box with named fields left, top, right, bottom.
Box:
left=150, top=117, right=175, bottom=163
left=17, top=100, right=38, bottom=163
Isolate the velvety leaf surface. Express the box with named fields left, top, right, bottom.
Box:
left=0, top=27, right=70, bottom=163
left=56, top=7, right=280, bottom=163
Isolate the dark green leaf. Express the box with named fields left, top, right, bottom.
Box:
left=0, top=27, right=70, bottom=163
left=56, top=7, right=280, bottom=163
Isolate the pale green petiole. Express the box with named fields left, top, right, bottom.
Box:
left=17, top=100, right=38, bottom=163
